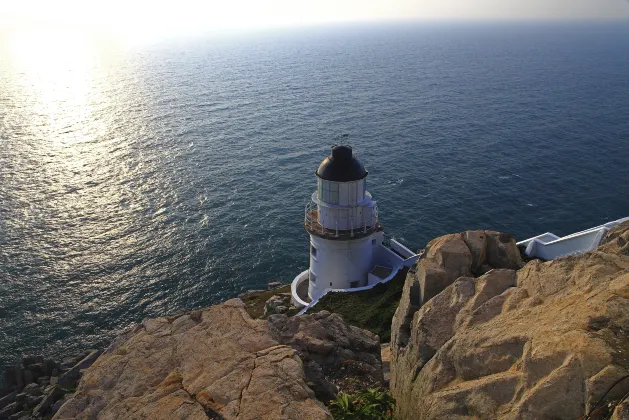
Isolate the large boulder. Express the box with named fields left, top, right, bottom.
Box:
left=53, top=299, right=382, bottom=420
left=390, top=225, right=629, bottom=419
left=391, top=230, right=522, bottom=352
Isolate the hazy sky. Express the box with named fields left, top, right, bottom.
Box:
left=1, top=0, right=628, bottom=41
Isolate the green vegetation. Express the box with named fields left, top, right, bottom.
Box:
left=309, top=268, right=408, bottom=342
left=329, top=388, right=396, bottom=420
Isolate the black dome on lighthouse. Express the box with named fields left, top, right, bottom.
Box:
left=316, top=145, right=368, bottom=182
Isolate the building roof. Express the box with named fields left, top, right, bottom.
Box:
left=315, top=145, right=368, bottom=182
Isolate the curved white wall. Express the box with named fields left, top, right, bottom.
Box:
left=307, top=233, right=380, bottom=299
left=317, top=205, right=376, bottom=231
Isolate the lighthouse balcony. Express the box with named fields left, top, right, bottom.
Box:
left=304, top=202, right=381, bottom=240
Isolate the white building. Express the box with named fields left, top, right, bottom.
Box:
left=291, top=144, right=419, bottom=310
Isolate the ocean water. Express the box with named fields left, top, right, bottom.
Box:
left=1, top=21, right=628, bottom=367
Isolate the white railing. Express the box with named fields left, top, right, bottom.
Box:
left=290, top=270, right=311, bottom=308
left=517, top=216, right=629, bottom=260
left=304, top=201, right=379, bottom=239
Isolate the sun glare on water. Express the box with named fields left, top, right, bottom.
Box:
left=0, top=26, right=125, bottom=179
left=8, top=27, right=95, bottom=78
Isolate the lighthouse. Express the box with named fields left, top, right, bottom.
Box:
left=291, top=143, right=419, bottom=309
left=305, top=144, right=382, bottom=298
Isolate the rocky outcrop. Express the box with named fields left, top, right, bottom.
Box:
left=264, top=294, right=292, bottom=316
left=391, top=230, right=522, bottom=353
left=0, top=351, right=100, bottom=419
left=53, top=299, right=382, bottom=419
left=390, top=223, right=629, bottom=419
left=269, top=311, right=383, bottom=400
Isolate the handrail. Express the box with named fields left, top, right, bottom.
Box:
left=304, top=201, right=380, bottom=240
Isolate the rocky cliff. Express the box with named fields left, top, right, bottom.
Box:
left=51, top=299, right=382, bottom=420
left=6, top=223, right=629, bottom=420
left=390, top=223, right=629, bottom=419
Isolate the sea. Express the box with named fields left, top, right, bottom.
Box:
left=1, top=21, right=628, bottom=367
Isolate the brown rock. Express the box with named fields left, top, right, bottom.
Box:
left=425, top=234, right=473, bottom=280
left=601, top=220, right=629, bottom=247
left=57, top=350, right=102, bottom=389
left=463, top=230, right=488, bottom=272
left=612, top=399, right=629, bottom=420
left=485, top=231, right=523, bottom=270
left=54, top=299, right=380, bottom=419
left=391, top=230, right=523, bottom=358
left=390, top=224, right=629, bottom=419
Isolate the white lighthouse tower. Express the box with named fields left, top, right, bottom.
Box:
left=304, top=144, right=382, bottom=298
left=291, top=143, right=419, bottom=309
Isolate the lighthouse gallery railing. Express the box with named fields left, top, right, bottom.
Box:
left=304, top=201, right=380, bottom=240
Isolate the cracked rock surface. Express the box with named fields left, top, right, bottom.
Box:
left=390, top=223, right=629, bottom=419
left=53, top=299, right=334, bottom=420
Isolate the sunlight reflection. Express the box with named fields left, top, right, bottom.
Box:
left=6, top=27, right=109, bottom=146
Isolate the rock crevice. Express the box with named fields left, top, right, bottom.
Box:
left=390, top=222, right=629, bottom=419
left=53, top=299, right=384, bottom=419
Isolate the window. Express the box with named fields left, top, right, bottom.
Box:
left=310, top=271, right=316, bottom=284
left=329, top=183, right=339, bottom=204
left=319, top=181, right=339, bottom=204
left=348, top=183, right=356, bottom=205
left=330, top=282, right=333, bottom=287
left=372, top=239, right=376, bottom=246
left=311, top=245, right=317, bottom=258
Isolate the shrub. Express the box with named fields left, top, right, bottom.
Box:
left=329, top=388, right=395, bottom=419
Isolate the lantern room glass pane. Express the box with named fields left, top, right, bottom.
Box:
left=319, top=181, right=339, bottom=204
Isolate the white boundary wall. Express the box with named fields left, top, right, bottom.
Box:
left=292, top=246, right=421, bottom=314
left=517, top=216, right=629, bottom=261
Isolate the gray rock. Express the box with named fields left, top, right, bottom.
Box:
left=57, top=350, right=101, bottom=389
left=2, top=367, right=16, bottom=390
left=21, top=371, right=33, bottom=386
left=60, top=352, right=89, bottom=371
left=51, top=397, right=66, bottom=414
left=22, top=385, right=40, bottom=396
left=25, top=364, right=44, bottom=380
left=0, top=391, right=17, bottom=411
left=26, top=394, right=44, bottom=408
left=268, top=281, right=282, bottom=289
left=0, top=401, right=19, bottom=418
left=268, top=311, right=383, bottom=402
left=264, top=294, right=291, bottom=316
left=32, top=385, right=63, bottom=416
left=20, top=356, right=39, bottom=368
left=44, top=359, right=58, bottom=377
left=49, top=377, right=58, bottom=386
left=8, top=411, right=29, bottom=420
left=13, top=365, right=23, bottom=391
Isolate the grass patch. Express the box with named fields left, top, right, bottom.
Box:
left=329, top=388, right=396, bottom=420
left=240, top=285, right=291, bottom=319
left=308, top=268, right=408, bottom=342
